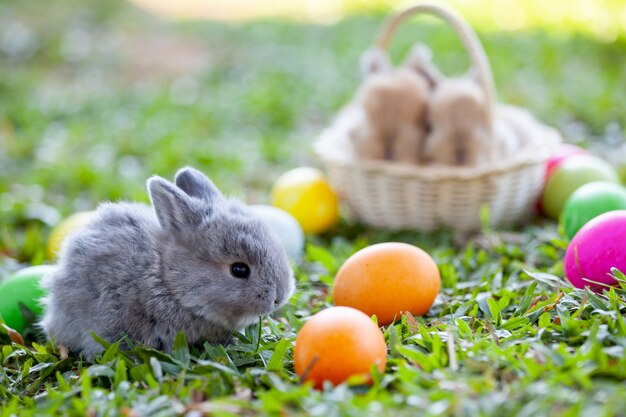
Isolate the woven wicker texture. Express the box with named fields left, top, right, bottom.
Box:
left=314, top=3, right=561, bottom=231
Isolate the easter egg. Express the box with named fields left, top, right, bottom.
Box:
left=294, top=306, right=387, bottom=389
left=271, top=167, right=339, bottom=234
left=332, top=242, right=440, bottom=326
left=545, top=144, right=587, bottom=179
left=47, top=211, right=96, bottom=259
left=564, top=210, right=626, bottom=291
left=0, top=265, right=54, bottom=332
left=249, top=205, right=305, bottom=262
left=536, top=144, right=588, bottom=213
left=541, top=155, right=619, bottom=220
left=561, top=182, right=626, bottom=239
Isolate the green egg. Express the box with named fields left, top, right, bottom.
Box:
left=0, top=265, right=54, bottom=333
left=561, top=182, right=626, bottom=240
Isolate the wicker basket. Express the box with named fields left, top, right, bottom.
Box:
left=314, top=3, right=561, bottom=232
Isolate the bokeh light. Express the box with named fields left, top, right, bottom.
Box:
left=128, top=0, right=626, bottom=38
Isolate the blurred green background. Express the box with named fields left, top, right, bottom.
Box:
left=1, top=2, right=626, bottom=414
left=1, top=0, right=625, bottom=264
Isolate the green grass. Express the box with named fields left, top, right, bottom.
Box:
left=2, top=0, right=626, bottom=415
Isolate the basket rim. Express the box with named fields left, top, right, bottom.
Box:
left=314, top=125, right=562, bottom=181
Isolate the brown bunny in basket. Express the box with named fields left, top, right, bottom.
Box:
left=429, top=84, right=533, bottom=165
left=423, top=75, right=494, bottom=166
left=407, top=45, right=523, bottom=166
left=424, top=81, right=528, bottom=166
left=349, top=47, right=431, bottom=164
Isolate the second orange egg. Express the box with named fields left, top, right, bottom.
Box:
left=332, top=242, right=440, bottom=326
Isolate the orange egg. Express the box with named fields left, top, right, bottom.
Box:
left=333, top=242, right=440, bottom=326
left=294, top=306, right=387, bottom=389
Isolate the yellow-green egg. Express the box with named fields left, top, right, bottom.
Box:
left=541, top=155, right=619, bottom=220
left=47, top=211, right=96, bottom=259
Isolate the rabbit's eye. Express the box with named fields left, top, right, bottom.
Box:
left=230, top=262, right=251, bottom=279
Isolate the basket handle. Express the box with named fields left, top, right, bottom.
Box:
left=375, top=2, right=496, bottom=126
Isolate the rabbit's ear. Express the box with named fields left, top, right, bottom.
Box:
left=148, top=176, right=201, bottom=231
left=360, top=48, right=391, bottom=77
left=174, top=167, right=223, bottom=203
left=404, top=44, right=443, bottom=88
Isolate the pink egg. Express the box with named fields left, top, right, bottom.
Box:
left=564, top=210, right=626, bottom=291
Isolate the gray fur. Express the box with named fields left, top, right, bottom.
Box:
left=40, top=167, right=295, bottom=359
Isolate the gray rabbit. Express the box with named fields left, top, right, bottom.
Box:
left=40, top=167, right=295, bottom=359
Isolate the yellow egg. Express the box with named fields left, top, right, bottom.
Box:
left=271, top=167, right=339, bottom=234
left=47, top=211, right=96, bottom=259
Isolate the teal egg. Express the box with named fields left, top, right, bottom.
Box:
left=562, top=182, right=626, bottom=240
left=0, top=265, right=54, bottom=332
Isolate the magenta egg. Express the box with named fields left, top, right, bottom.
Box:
left=564, top=210, right=626, bottom=291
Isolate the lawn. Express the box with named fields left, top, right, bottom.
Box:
left=1, top=0, right=626, bottom=415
